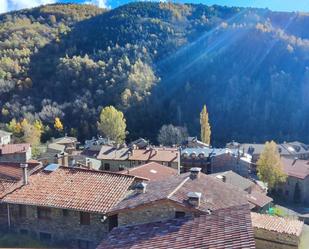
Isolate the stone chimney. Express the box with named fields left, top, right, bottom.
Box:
left=187, top=192, right=202, bottom=207
left=190, top=167, right=201, bottom=179
left=135, top=182, right=147, bottom=194
left=20, top=163, right=28, bottom=185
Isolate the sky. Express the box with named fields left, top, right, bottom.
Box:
left=0, top=0, right=309, bottom=14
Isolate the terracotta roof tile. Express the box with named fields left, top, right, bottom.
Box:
left=110, top=172, right=248, bottom=214
left=129, top=148, right=178, bottom=163
left=281, top=157, right=309, bottom=179
left=2, top=167, right=136, bottom=213
left=0, top=162, right=41, bottom=181
left=98, top=204, right=255, bottom=249
left=247, top=191, right=273, bottom=208
left=251, top=212, right=303, bottom=236
left=0, top=143, right=30, bottom=155
left=120, top=162, right=178, bottom=181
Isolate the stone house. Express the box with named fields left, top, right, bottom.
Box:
left=121, top=162, right=178, bottom=182
left=0, top=165, right=143, bottom=248
left=52, top=136, right=78, bottom=154
left=98, top=168, right=255, bottom=248
left=0, top=144, right=31, bottom=163
left=96, top=145, right=131, bottom=171
left=0, top=130, right=11, bottom=145
left=107, top=168, right=249, bottom=227
left=277, top=157, right=309, bottom=204
left=251, top=212, right=304, bottom=249
left=211, top=171, right=273, bottom=212
left=98, top=205, right=255, bottom=249
left=128, top=147, right=179, bottom=170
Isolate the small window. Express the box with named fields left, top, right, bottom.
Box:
left=39, top=232, right=52, bottom=242
left=80, top=212, right=90, bottom=225
left=168, top=162, right=172, bottom=167
left=63, top=209, right=69, bottom=217
left=37, top=207, right=51, bottom=220
left=104, top=163, right=110, bottom=171
left=20, top=229, right=28, bottom=235
left=19, top=205, right=27, bottom=218
left=78, top=239, right=91, bottom=249
left=109, top=214, right=118, bottom=231
left=175, top=211, right=185, bottom=218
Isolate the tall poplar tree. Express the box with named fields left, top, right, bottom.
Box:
left=200, top=105, right=211, bottom=145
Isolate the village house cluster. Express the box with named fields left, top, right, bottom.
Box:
left=0, top=131, right=307, bottom=249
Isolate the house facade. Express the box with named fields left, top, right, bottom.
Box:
left=277, top=157, right=309, bottom=204
left=0, top=166, right=142, bottom=248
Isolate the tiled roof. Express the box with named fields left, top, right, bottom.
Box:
left=0, top=180, right=17, bottom=196
left=211, top=171, right=254, bottom=190
left=98, top=204, right=255, bottom=249
left=0, top=162, right=41, bottom=181
left=251, top=212, right=303, bottom=236
left=129, top=148, right=178, bottom=163
left=0, top=143, right=30, bottom=155
left=247, top=191, right=273, bottom=208
left=120, top=162, right=178, bottom=181
left=2, top=167, right=137, bottom=213
left=281, top=157, right=309, bottom=179
left=109, top=171, right=248, bottom=214
left=53, top=136, right=77, bottom=144
left=97, top=145, right=130, bottom=161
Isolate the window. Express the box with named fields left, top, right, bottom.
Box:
left=175, top=211, right=185, bottom=218
left=19, top=205, right=27, bottom=218
left=39, top=232, right=51, bottom=242
left=80, top=212, right=90, bottom=225
left=37, top=207, right=51, bottom=220
left=168, top=162, right=172, bottom=167
left=78, top=239, right=91, bottom=249
left=20, top=229, right=28, bottom=235
left=63, top=209, right=69, bottom=217
left=108, top=214, right=118, bottom=231
left=104, top=163, right=110, bottom=171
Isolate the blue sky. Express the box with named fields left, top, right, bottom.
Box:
left=1, top=0, right=309, bottom=14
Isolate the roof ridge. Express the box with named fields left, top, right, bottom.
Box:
left=167, top=176, right=189, bottom=199
left=59, top=166, right=147, bottom=180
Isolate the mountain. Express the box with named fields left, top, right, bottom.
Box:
left=0, top=2, right=309, bottom=144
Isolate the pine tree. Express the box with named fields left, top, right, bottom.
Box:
left=257, top=141, right=287, bottom=189
left=200, top=105, right=211, bottom=145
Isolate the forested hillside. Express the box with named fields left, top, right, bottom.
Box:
left=0, top=2, right=309, bottom=145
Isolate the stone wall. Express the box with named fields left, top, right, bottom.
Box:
left=0, top=148, right=31, bottom=163
left=278, top=176, right=309, bottom=204
left=254, top=227, right=300, bottom=249
left=118, top=200, right=195, bottom=227
left=2, top=204, right=108, bottom=248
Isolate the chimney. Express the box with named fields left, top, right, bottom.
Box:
left=135, top=182, right=147, bottom=194
left=190, top=167, right=201, bottom=179
left=86, top=158, right=93, bottom=170
left=187, top=192, right=202, bottom=207
left=20, top=163, right=28, bottom=185
left=176, top=149, right=181, bottom=175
